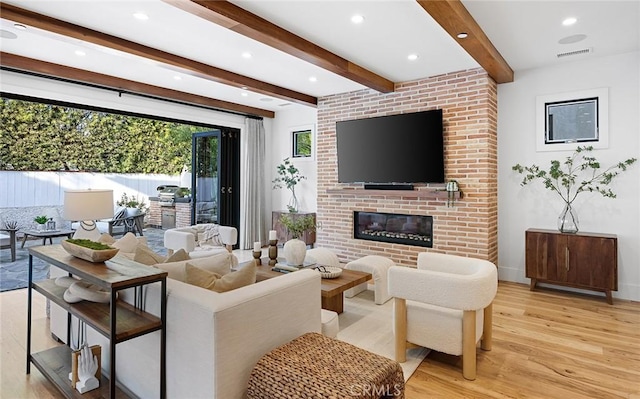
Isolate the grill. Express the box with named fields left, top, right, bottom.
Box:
left=157, top=185, right=181, bottom=207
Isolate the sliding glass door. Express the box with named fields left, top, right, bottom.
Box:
left=191, top=129, right=240, bottom=236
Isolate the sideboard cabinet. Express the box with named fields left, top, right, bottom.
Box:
left=525, top=228, right=617, bottom=304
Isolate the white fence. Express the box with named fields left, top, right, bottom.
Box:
left=0, top=171, right=180, bottom=208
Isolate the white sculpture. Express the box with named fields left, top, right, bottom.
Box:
left=76, top=344, right=99, bottom=393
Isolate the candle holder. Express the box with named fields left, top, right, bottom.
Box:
left=252, top=250, right=262, bottom=266
left=268, top=239, right=278, bottom=266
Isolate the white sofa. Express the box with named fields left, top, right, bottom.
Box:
left=164, top=224, right=237, bottom=259
left=49, top=265, right=321, bottom=398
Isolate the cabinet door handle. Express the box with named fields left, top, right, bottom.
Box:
left=565, top=247, right=570, bottom=271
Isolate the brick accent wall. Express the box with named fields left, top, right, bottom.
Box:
left=316, top=68, right=498, bottom=266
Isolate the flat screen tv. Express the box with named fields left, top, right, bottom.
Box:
left=336, top=109, right=444, bottom=184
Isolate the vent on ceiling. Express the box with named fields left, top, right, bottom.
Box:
left=557, top=48, right=593, bottom=58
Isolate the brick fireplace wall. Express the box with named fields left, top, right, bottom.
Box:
left=316, top=68, right=498, bottom=266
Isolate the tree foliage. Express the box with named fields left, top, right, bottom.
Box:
left=0, top=98, right=204, bottom=174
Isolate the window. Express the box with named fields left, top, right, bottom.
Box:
left=536, top=88, right=608, bottom=152
left=291, top=125, right=314, bottom=159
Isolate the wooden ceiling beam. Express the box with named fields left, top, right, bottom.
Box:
left=1, top=52, right=275, bottom=118
left=0, top=3, right=316, bottom=108
left=164, top=0, right=396, bottom=93
left=417, top=0, right=514, bottom=84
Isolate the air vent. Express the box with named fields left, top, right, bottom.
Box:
left=557, top=48, right=593, bottom=58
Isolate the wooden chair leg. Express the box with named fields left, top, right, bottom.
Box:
left=462, top=310, right=477, bottom=380
left=394, top=298, right=407, bottom=363
left=481, top=302, right=493, bottom=351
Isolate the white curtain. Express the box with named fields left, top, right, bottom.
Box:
left=239, top=118, right=266, bottom=249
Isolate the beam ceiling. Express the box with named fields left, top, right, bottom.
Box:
left=0, top=3, right=316, bottom=108
left=417, top=0, right=514, bottom=84
left=1, top=52, right=275, bottom=118
left=163, top=0, right=396, bottom=93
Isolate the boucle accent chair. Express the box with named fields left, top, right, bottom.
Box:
left=388, top=252, right=498, bottom=380
left=164, top=223, right=237, bottom=259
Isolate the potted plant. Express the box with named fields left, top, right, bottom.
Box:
left=34, top=215, right=48, bottom=231
left=117, top=193, right=147, bottom=215
left=279, top=213, right=316, bottom=266
left=512, top=146, right=636, bottom=233
left=273, top=158, right=306, bottom=213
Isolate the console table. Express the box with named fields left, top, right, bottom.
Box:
left=525, top=228, right=617, bottom=304
left=26, top=245, right=167, bottom=398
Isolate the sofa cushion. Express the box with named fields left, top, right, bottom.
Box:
left=134, top=245, right=166, bottom=265
left=99, top=233, right=116, bottom=245
left=185, top=261, right=256, bottom=293
left=198, top=224, right=224, bottom=247
left=165, top=248, right=189, bottom=263
left=154, top=252, right=233, bottom=282
left=111, top=232, right=139, bottom=253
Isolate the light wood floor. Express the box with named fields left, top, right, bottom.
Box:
left=1, top=282, right=638, bottom=398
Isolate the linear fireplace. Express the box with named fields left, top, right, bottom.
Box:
left=353, top=211, right=433, bottom=248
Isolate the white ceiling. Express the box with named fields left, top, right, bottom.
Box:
left=0, top=0, right=638, bottom=115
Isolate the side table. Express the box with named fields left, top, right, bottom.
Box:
left=0, top=228, right=18, bottom=262
left=21, top=229, right=74, bottom=248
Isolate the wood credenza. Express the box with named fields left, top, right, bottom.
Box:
left=525, top=228, right=617, bottom=304
left=272, top=211, right=316, bottom=247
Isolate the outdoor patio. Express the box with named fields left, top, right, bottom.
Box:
left=0, top=227, right=167, bottom=292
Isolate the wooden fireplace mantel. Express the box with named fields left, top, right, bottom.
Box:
left=326, top=188, right=462, bottom=200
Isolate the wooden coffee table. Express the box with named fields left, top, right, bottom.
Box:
left=21, top=229, right=74, bottom=248
left=245, top=257, right=372, bottom=314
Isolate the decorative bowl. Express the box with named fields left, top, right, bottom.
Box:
left=315, top=266, right=342, bottom=279
left=61, top=240, right=119, bottom=263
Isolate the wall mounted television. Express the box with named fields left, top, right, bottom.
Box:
left=336, top=109, right=444, bottom=184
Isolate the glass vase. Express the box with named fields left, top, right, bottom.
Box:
left=558, top=203, right=579, bottom=233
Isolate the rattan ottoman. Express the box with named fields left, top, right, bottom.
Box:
left=247, top=332, right=404, bottom=399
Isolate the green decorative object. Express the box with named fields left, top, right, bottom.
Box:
left=279, top=214, right=315, bottom=239
left=273, top=158, right=306, bottom=213
left=512, top=146, right=636, bottom=233
left=34, top=215, right=48, bottom=224
left=117, top=192, right=147, bottom=211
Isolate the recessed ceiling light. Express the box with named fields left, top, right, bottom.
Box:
left=457, top=32, right=468, bottom=39
left=309, top=76, right=318, bottom=82
left=133, top=12, right=149, bottom=21
left=13, top=23, right=27, bottom=31
left=173, top=75, right=182, bottom=81
left=558, top=34, right=587, bottom=44
left=242, top=52, right=252, bottom=59
left=351, top=15, right=364, bottom=24
left=562, top=17, right=577, bottom=26
left=74, top=50, right=86, bottom=56
left=241, top=86, right=248, bottom=90
left=260, top=97, right=274, bottom=102
left=407, top=54, right=418, bottom=61
left=241, top=92, right=249, bottom=97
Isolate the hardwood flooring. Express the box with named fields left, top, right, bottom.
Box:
left=1, top=281, right=638, bottom=398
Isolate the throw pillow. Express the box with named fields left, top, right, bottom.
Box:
left=111, top=232, right=139, bottom=253
left=199, top=224, right=224, bottom=247
left=154, top=252, right=233, bottom=282
left=185, top=261, right=256, bottom=293
left=98, top=233, right=116, bottom=245
left=164, top=248, right=189, bottom=263
left=133, top=245, right=165, bottom=265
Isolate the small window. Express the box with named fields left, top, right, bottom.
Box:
left=545, top=97, right=598, bottom=144
left=536, top=88, right=608, bottom=152
left=290, top=125, right=314, bottom=160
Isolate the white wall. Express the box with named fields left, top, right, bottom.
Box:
left=269, top=107, right=318, bottom=213
left=498, top=51, right=640, bottom=301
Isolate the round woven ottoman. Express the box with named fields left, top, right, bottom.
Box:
left=247, top=332, right=404, bottom=399
left=344, top=255, right=395, bottom=304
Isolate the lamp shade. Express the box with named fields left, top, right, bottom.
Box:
left=63, top=190, right=114, bottom=221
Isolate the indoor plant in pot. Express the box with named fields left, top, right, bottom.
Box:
left=34, top=215, right=48, bottom=231
left=280, top=213, right=316, bottom=266
left=272, top=158, right=305, bottom=213
left=512, top=146, right=636, bottom=233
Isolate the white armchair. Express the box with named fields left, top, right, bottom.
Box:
left=388, top=252, right=497, bottom=380
left=164, top=224, right=238, bottom=259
